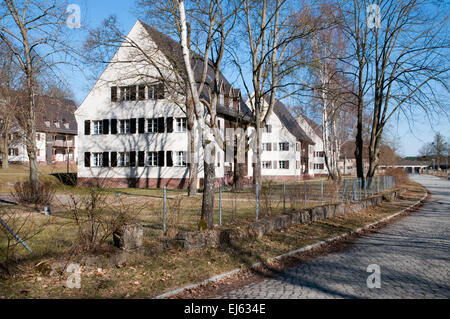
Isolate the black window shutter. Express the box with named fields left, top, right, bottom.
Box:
left=158, top=151, right=165, bottom=167
left=157, top=117, right=165, bottom=133
left=166, top=117, right=173, bottom=133
left=130, top=86, right=137, bottom=101
left=84, top=152, right=91, bottom=167
left=111, top=152, right=117, bottom=167
left=110, top=119, right=117, bottom=135
left=84, top=120, right=91, bottom=135
left=102, top=119, right=109, bottom=135
left=102, top=152, right=109, bottom=167
left=130, top=118, right=137, bottom=134
left=157, top=82, right=165, bottom=99
left=138, top=151, right=145, bottom=167
left=111, top=87, right=117, bottom=102
left=138, top=85, right=145, bottom=100
left=166, top=151, right=173, bottom=167
left=129, top=151, right=136, bottom=167
left=138, top=118, right=145, bottom=134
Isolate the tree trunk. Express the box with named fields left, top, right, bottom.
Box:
left=187, top=100, right=198, bottom=197
left=252, top=103, right=262, bottom=187
left=1, top=135, right=8, bottom=169
left=200, top=145, right=215, bottom=229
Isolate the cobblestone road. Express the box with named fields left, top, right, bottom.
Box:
left=218, top=175, right=450, bottom=299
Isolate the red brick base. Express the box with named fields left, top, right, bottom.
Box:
left=78, top=177, right=233, bottom=190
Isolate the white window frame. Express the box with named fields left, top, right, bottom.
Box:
left=147, top=118, right=158, bottom=133
left=175, top=151, right=186, bottom=167
left=147, top=151, right=158, bottom=166
left=119, top=119, right=130, bottom=134
left=279, top=160, right=289, bottom=169
left=92, top=153, right=103, bottom=167
left=93, top=121, right=103, bottom=135
left=118, top=152, right=130, bottom=167
left=279, top=142, right=289, bottom=151
left=262, top=161, right=272, bottom=169
left=262, top=143, right=271, bottom=151
left=175, top=118, right=187, bottom=133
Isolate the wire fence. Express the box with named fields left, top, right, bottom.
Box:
left=158, top=176, right=397, bottom=233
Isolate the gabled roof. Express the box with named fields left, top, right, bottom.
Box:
left=139, top=20, right=252, bottom=121
left=298, top=113, right=322, bottom=139
left=272, top=100, right=314, bottom=144
left=1, top=88, right=77, bottom=135
left=34, top=96, right=78, bottom=135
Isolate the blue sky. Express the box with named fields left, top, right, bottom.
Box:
left=66, top=0, right=449, bottom=157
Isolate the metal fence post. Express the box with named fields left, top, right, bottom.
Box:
left=283, top=182, right=286, bottom=214
left=342, top=179, right=347, bottom=202
left=359, top=178, right=362, bottom=201
left=219, top=185, right=222, bottom=226
left=377, top=176, right=380, bottom=194
left=364, top=178, right=367, bottom=199
left=321, top=179, right=324, bottom=204
left=304, top=180, right=306, bottom=206
left=255, top=183, right=259, bottom=220
left=163, top=186, right=167, bottom=235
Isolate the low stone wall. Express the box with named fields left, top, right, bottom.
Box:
left=176, top=189, right=404, bottom=251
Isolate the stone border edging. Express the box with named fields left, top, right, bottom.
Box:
left=154, top=189, right=427, bottom=299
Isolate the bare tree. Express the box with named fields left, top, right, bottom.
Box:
left=234, top=0, right=321, bottom=186
left=341, top=0, right=449, bottom=183
left=0, top=0, right=74, bottom=194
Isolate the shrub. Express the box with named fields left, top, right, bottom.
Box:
left=11, top=181, right=56, bottom=206
left=382, top=167, right=408, bottom=185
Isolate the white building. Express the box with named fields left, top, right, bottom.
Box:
left=75, top=20, right=251, bottom=189
left=4, top=95, right=78, bottom=165
left=247, top=98, right=315, bottom=181
left=296, top=114, right=328, bottom=176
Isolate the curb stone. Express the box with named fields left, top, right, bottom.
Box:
left=153, top=190, right=428, bottom=299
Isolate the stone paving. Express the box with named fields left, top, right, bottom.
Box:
left=218, top=175, right=450, bottom=299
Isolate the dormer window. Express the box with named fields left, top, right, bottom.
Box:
left=45, top=121, right=50, bottom=127
left=54, top=122, right=60, bottom=128
left=219, top=94, right=224, bottom=105
left=64, top=123, right=70, bottom=129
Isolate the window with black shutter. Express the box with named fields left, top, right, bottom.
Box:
left=102, top=152, right=109, bottom=167
left=166, top=117, right=173, bottom=133
left=111, top=152, right=117, bottom=167
left=111, top=87, right=117, bottom=102
left=110, top=119, right=117, bottom=135
left=102, top=119, right=109, bottom=135
left=138, top=85, right=146, bottom=100
left=84, top=120, right=91, bottom=135
left=156, top=82, right=165, bottom=99
left=130, top=118, right=137, bottom=134
left=130, top=86, right=137, bottom=101
left=138, top=118, right=145, bottom=134
left=84, top=152, right=91, bottom=167
left=138, top=151, right=145, bottom=167
left=166, top=151, right=173, bottom=167
left=158, top=151, right=165, bottom=167
left=157, top=117, right=165, bottom=133
left=129, top=151, right=136, bottom=167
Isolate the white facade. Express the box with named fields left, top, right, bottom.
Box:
left=75, top=21, right=227, bottom=188
left=246, top=98, right=314, bottom=181
left=296, top=115, right=327, bottom=175
left=5, top=130, right=77, bottom=164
